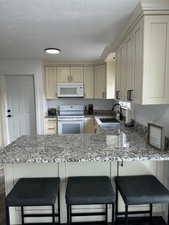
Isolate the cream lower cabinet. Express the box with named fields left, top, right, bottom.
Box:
left=44, top=118, right=57, bottom=135
left=84, top=117, right=95, bottom=133
left=115, top=11, right=169, bottom=104
left=84, top=66, right=94, bottom=98
left=94, top=64, right=106, bottom=99
left=45, top=67, right=57, bottom=99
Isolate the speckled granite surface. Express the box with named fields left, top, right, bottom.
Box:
left=0, top=167, right=5, bottom=225
left=1, top=122, right=169, bottom=164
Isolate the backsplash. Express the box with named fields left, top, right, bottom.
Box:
left=47, top=99, right=116, bottom=111
left=132, top=103, right=169, bottom=137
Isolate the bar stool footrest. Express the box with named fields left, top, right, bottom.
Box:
left=71, top=212, right=106, bottom=217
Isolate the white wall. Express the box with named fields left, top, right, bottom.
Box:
left=0, top=59, right=45, bottom=143
left=132, top=103, right=169, bottom=136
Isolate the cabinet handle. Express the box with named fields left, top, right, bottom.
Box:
left=102, top=92, right=105, bottom=98
left=48, top=128, right=55, bottom=130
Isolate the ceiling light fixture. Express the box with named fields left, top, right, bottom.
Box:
left=44, top=48, right=61, bottom=54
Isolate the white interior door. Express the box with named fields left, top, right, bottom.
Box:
left=5, top=75, right=36, bottom=143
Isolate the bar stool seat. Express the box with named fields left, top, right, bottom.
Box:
left=66, top=176, right=115, bottom=205
left=115, top=175, right=169, bottom=225
left=66, top=176, right=115, bottom=224
left=6, top=177, right=60, bottom=225
left=116, top=175, right=169, bottom=205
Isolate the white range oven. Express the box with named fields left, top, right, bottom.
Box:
left=58, top=105, right=84, bottom=135
left=57, top=83, right=84, bottom=98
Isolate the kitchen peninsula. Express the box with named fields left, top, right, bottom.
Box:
left=1, top=122, right=169, bottom=224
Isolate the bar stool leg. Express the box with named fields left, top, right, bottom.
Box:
left=105, top=204, right=108, bottom=224
left=52, top=205, right=55, bottom=225
left=70, top=205, right=72, bottom=224
left=67, top=204, right=70, bottom=225
left=58, top=190, right=60, bottom=224
left=125, top=204, right=128, bottom=225
left=5, top=205, right=10, bottom=225
left=115, top=183, right=118, bottom=222
left=112, top=203, right=114, bottom=225
left=21, top=206, right=24, bottom=225
left=167, top=204, right=169, bottom=225
left=150, top=203, right=153, bottom=224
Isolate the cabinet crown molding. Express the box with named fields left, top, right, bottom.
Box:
left=104, top=0, right=169, bottom=55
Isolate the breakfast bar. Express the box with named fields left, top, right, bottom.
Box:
left=1, top=123, right=169, bottom=225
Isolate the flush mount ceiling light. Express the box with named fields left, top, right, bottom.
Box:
left=44, top=48, right=61, bottom=55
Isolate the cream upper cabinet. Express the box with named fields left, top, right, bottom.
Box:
left=57, top=66, right=83, bottom=83
left=115, top=8, right=169, bottom=104
left=57, top=66, right=71, bottom=83
left=115, top=48, right=122, bottom=100
left=45, top=67, right=57, bottom=99
left=94, top=64, right=106, bottom=99
left=70, top=66, right=83, bottom=82
left=83, top=66, right=94, bottom=98
left=142, top=15, right=169, bottom=104
left=105, top=53, right=116, bottom=99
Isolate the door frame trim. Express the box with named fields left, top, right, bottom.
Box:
left=0, top=74, right=37, bottom=146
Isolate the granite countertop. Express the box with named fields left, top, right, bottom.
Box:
left=1, top=120, right=169, bottom=164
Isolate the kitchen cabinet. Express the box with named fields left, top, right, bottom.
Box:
left=94, top=64, right=106, bottom=99
left=115, top=8, right=169, bottom=104
left=45, top=67, right=57, bottom=99
left=44, top=118, right=57, bottom=135
left=57, top=66, right=83, bottom=83
left=83, top=66, right=94, bottom=98
left=57, top=66, right=71, bottom=83
left=70, top=66, right=83, bottom=82
left=105, top=53, right=116, bottom=99
left=84, top=117, right=95, bottom=133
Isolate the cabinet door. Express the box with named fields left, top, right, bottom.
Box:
left=143, top=15, right=169, bottom=104
left=120, top=43, right=127, bottom=101
left=126, top=34, right=135, bottom=101
left=106, top=60, right=115, bottom=99
left=70, top=66, right=83, bottom=82
left=45, top=67, right=57, bottom=99
left=94, top=64, right=106, bottom=99
left=84, top=117, right=95, bottom=133
left=84, top=66, right=94, bottom=98
left=44, top=118, right=57, bottom=135
left=133, top=20, right=144, bottom=104
left=57, top=67, right=70, bottom=83
left=115, top=48, right=122, bottom=100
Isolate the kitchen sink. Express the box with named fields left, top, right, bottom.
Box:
left=99, top=118, right=120, bottom=123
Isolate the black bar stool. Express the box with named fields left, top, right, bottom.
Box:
left=115, top=175, right=169, bottom=225
left=66, top=176, right=115, bottom=224
left=6, top=177, right=60, bottom=225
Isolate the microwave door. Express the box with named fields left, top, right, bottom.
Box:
left=58, top=87, right=78, bottom=97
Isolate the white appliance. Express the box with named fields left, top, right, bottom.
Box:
left=58, top=105, right=84, bottom=135
left=57, top=83, right=84, bottom=98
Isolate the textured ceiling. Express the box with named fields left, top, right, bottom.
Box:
left=0, top=0, right=139, bottom=62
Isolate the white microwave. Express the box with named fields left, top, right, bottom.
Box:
left=57, top=83, right=84, bottom=98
